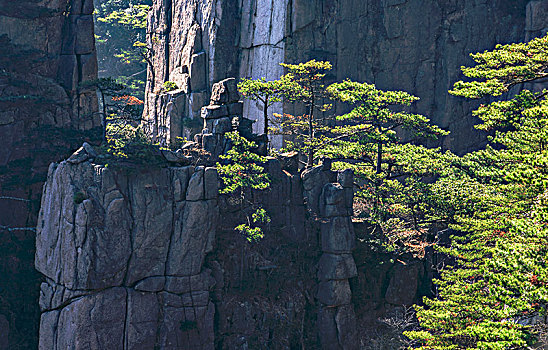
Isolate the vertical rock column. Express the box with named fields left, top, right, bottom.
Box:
left=317, top=170, right=358, bottom=350
left=301, top=164, right=358, bottom=349
left=35, top=151, right=219, bottom=349
left=143, top=0, right=241, bottom=146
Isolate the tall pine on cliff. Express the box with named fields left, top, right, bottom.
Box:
left=276, top=60, right=333, bottom=167
left=406, top=34, right=548, bottom=349
left=324, top=81, right=450, bottom=253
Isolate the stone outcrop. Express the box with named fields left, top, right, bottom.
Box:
left=144, top=0, right=548, bottom=154
left=143, top=0, right=290, bottom=147
left=0, top=0, right=100, bottom=348
left=35, top=153, right=218, bottom=349
left=198, top=78, right=245, bottom=158
left=303, top=165, right=358, bottom=349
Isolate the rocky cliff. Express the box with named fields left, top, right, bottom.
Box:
left=0, top=0, right=100, bottom=348
left=36, top=158, right=218, bottom=349
left=35, top=103, right=435, bottom=349
left=144, top=0, right=548, bottom=153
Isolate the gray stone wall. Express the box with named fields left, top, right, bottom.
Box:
left=35, top=155, right=218, bottom=349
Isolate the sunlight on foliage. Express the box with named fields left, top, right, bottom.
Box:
left=406, top=33, right=548, bottom=349
left=217, top=132, right=271, bottom=242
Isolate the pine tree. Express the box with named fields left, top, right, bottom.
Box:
left=237, top=76, right=299, bottom=136
left=277, top=60, right=333, bottom=167
left=406, top=33, right=548, bottom=349
left=324, top=80, right=450, bottom=252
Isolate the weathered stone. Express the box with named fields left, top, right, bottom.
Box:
left=526, top=0, right=548, bottom=32
left=182, top=141, right=199, bottom=150
left=227, top=101, right=244, bottom=115
left=210, top=78, right=240, bottom=105
left=317, top=280, right=352, bottom=307
left=0, top=111, right=15, bottom=126
left=38, top=310, right=59, bottom=350
left=320, top=183, right=347, bottom=217
left=211, top=117, right=232, bottom=134
left=134, top=276, right=166, bottom=292
left=237, top=117, right=255, bottom=138
left=202, top=133, right=216, bottom=155
left=201, top=105, right=229, bottom=119
left=36, top=162, right=132, bottom=290
left=186, top=166, right=205, bottom=201
left=66, top=146, right=90, bottom=164
left=279, top=151, right=299, bottom=173
left=189, top=92, right=208, bottom=117
left=204, top=167, right=219, bottom=200
left=190, top=52, right=207, bottom=91
left=55, top=288, right=126, bottom=350
left=171, top=166, right=192, bottom=202
left=165, top=270, right=215, bottom=294
left=161, top=149, right=191, bottom=164
left=125, top=170, right=174, bottom=285
left=194, top=133, right=203, bottom=145
left=82, top=142, right=97, bottom=158
left=301, top=165, right=335, bottom=214
left=0, top=314, right=8, bottom=350
left=161, top=149, right=180, bottom=162
left=80, top=52, right=98, bottom=82
left=166, top=199, right=217, bottom=276
left=156, top=294, right=215, bottom=349
left=318, top=254, right=357, bottom=281
left=75, top=15, right=95, bottom=54
left=126, top=290, right=160, bottom=349
left=385, top=262, right=424, bottom=305
left=318, top=306, right=341, bottom=350
left=321, top=217, right=356, bottom=253
left=68, top=0, right=93, bottom=15
left=335, top=304, right=359, bottom=350
left=337, top=169, right=354, bottom=188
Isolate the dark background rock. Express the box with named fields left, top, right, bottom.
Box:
left=0, top=0, right=100, bottom=347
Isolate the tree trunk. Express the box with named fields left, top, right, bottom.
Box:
left=376, top=141, right=382, bottom=174
left=101, top=90, right=107, bottom=142
left=307, top=98, right=315, bottom=168
left=263, top=96, right=269, bottom=136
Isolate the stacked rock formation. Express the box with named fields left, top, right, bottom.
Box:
left=316, top=169, right=358, bottom=350
left=192, top=78, right=269, bottom=160
left=35, top=146, right=219, bottom=350
left=197, top=78, right=244, bottom=158
left=302, top=163, right=358, bottom=349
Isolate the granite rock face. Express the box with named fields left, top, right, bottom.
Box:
left=145, top=0, right=547, bottom=154
left=143, top=0, right=290, bottom=147
left=282, top=0, right=545, bottom=154
left=0, top=1, right=100, bottom=348
left=35, top=157, right=218, bottom=350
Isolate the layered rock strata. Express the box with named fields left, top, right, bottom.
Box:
left=35, top=152, right=218, bottom=349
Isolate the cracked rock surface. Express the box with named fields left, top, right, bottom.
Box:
left=35, top=160, right=218, bottom=349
